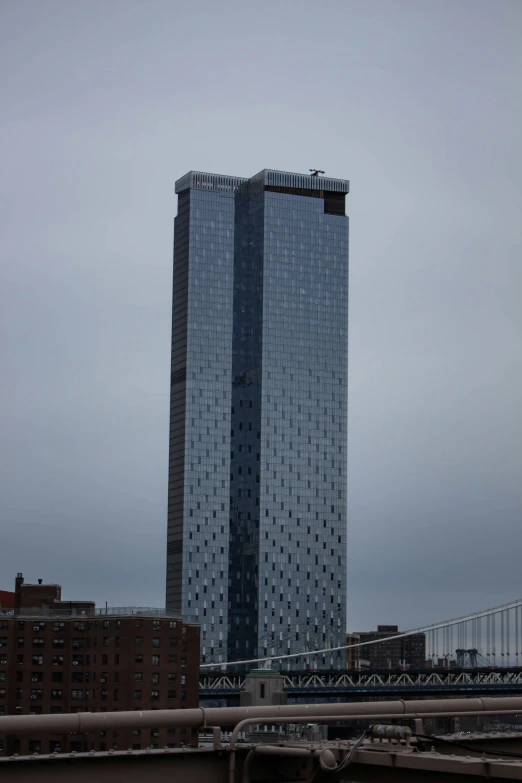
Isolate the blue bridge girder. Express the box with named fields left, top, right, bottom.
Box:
left=200, top=667, right=522, bottom=700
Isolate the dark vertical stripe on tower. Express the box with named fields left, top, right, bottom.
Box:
left=228, top=187, right=265, bottom=662
left=166, top=189, right=190, bottom=613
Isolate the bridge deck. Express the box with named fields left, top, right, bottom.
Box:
left=2, top=741, right=522, bottom=782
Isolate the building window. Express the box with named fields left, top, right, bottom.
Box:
left=136, top=637, right=144, bottom=646
left=31, top=656, right=44, bottom=665
left=151, top=673, right=159, bottom=684
left=169, top=621, right=177, bottom=629
left=168, top=690, right=177, bottom=699
left=71, top=690, right=84, bottom=700
left=151, top=690, right=159, bottom=700
left=153, top=621, right=161, bottom=630
left=134, top=672, right=143, bottom=681
left=135, top=655, right=143, bottom=664
left=133, top=690, right=142, bottom=699
left=152, top=656, right=160, bottom=666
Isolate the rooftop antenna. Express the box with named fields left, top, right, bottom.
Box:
left=309, top=169, right=325, bottom=177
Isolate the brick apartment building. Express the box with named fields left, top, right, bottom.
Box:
left=355, top=625, right=426, bottom=670
left=345, top=633, right=360, bottom=669
left=0, top=574, right=200, bottom=756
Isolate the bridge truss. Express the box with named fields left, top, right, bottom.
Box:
left=200, top=667, right=522, bottom=693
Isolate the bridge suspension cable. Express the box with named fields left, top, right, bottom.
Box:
left=200, top=597, right=522, bottom=669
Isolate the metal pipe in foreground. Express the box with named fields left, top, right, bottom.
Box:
left=0, top=696, right=521, bottom=736
left=228, top=715, right=348, bottom=783
left=241, top=745, right=332, bottom=783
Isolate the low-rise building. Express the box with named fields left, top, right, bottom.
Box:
left=0, top=574, right=200, bottom=756
left=354, top=625, right=425, bottom=670
left=346, top=633, right=360, bottom=669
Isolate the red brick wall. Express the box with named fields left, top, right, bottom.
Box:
left=18, top=585, right=61, bottom=611
left=0, top=592, right=14, bottom=610
left=0, top=615, right=200, bottom=756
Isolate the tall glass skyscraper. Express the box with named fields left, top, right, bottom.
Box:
left=167, top=170, right=349, bottom=668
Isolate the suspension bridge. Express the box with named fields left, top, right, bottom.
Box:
left=200, top=597, right=522, bottom=699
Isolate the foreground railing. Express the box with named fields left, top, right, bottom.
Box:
left=1, top=695, right=522, bottom=737
left=2, top=698, right=522, bottom=782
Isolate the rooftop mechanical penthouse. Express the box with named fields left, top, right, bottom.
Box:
left=166, top=169, right=349, bottom=667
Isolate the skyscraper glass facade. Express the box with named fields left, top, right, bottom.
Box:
left=167, top=170, right=349, bottom=668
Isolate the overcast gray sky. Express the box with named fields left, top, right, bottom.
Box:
left=1, top=0, right=521, bottom=634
